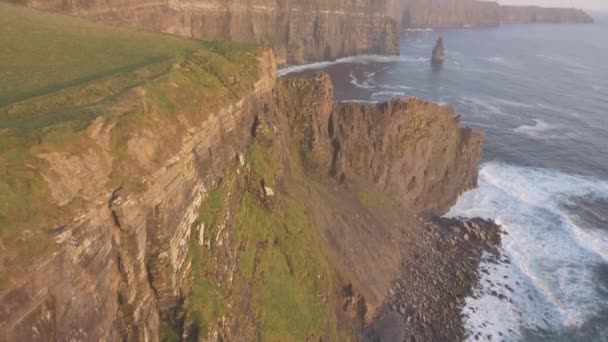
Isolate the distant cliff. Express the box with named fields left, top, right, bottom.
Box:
left=399, top=0, right=500, bottom=28
left=395, top=0, right=593, bottom=29
left=13, top=0, right=398, bottom=64
left=500, top=5, right=593, bottom=24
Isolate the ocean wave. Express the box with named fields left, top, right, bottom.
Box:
left=513, top=119, right=574, bottom=140
left=460, top=96, right=508, bottom=116
left=446, top=162, right=608, bottom=340
left=349, top=72, right=375, bottom=89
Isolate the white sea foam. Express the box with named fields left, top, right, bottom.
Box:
left=371, top=91, right=406, bottom=98
left=513, top=119, right=571, bottom=139
left=377, top=84, right=415, bottom=91
left=446, top=162, right=608, bottom=340
left=349, top=72, right=375, bottom=89
left=277, top=61, right=336, bottom=76
left=406, top=28, right=433, bottom=32
left=492, top=97, right=535, bottom=109
left=514, top=119, right=553, bottom=134
left=340, top=99, right=379, bottom=104
left=277, top=55, right=429, bottom=76
left=460, top=96, right=507, bottom=116
left=482, top=56, right=511, bottom=66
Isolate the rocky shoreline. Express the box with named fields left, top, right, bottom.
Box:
left=362, top=217, right=504, bottom=341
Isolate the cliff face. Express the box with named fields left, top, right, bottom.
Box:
left=0, top=46, right=483, bottom=340
left=499, top=5, right=593, bottom=24
left=399, top=0, right=500, bottom=28
left=16, top=0, right=398, bottom=64
left=0, top=46, right=278, bottom=341
left=395, top=0, right=592, bottom=28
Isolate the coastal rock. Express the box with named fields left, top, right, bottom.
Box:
left=364, top=217, right=502, bottom=341
left=432, top=37, right=445, bottom=64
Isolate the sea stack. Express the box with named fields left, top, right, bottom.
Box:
left=432, top=37, right=445, bottom=64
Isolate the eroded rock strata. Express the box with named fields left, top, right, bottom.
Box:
left=0, top=46, right=490, bottom=340
left=14, top=0, right=399, bottom=65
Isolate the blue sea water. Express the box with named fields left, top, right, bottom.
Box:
left=280, top=14, right=608, bottom=342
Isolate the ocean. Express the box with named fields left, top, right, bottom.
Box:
left=279, top=14, right=608, bottom=342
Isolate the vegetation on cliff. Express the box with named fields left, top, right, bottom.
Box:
left=0, top=4, right=263, bottom=291
left=163, top=101, right=364, bottom=339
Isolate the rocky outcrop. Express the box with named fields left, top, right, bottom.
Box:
left=275, top=75, right=484, bottom=310
left=15, top=0, right=399, bottom=65
left=395, top=0, right=593, bottom=28
left=432, top=37, right=445, bottom=64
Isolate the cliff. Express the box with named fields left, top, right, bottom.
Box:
left=11, top=0, right=398, bottom=65
left=399, top=0, right=501, bottom=28
left=0, top=39, right=483, bottom=341
left=499, top=5, right=594, bottom=24
left=396, top=0, right=593, bottom=28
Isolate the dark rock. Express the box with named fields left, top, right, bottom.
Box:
left=431, top=37, right=446, bottom=64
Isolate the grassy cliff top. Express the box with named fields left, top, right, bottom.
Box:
left=0, top=3, right=266, bottom=289
left=0, top=2, right=201, bottom=107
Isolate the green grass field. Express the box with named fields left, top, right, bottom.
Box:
left=0, top=2, right=201, bottom=106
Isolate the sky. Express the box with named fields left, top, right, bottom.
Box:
left=498, top=0, right=608, bottom=11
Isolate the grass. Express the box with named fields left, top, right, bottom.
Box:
left=185, top=184, right=228, bottom=336
left=159, top=321, right=181, bottom=342
left=0, top=2, right=201, bottom=107
left=237, top=193, right=328, bottom=341
left=232, top=140, right=338, bottom=341
left=182, top=133, right=348, bottom=340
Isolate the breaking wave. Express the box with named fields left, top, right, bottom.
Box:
left=446, top=162, right=608, bottom=341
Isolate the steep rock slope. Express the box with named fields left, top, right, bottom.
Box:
left=12, top=0, right=399, bottom=65
left=0, top=43, right=483, bottom=340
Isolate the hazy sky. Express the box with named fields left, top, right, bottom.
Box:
left=498, top=0, right=608, bottom=10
